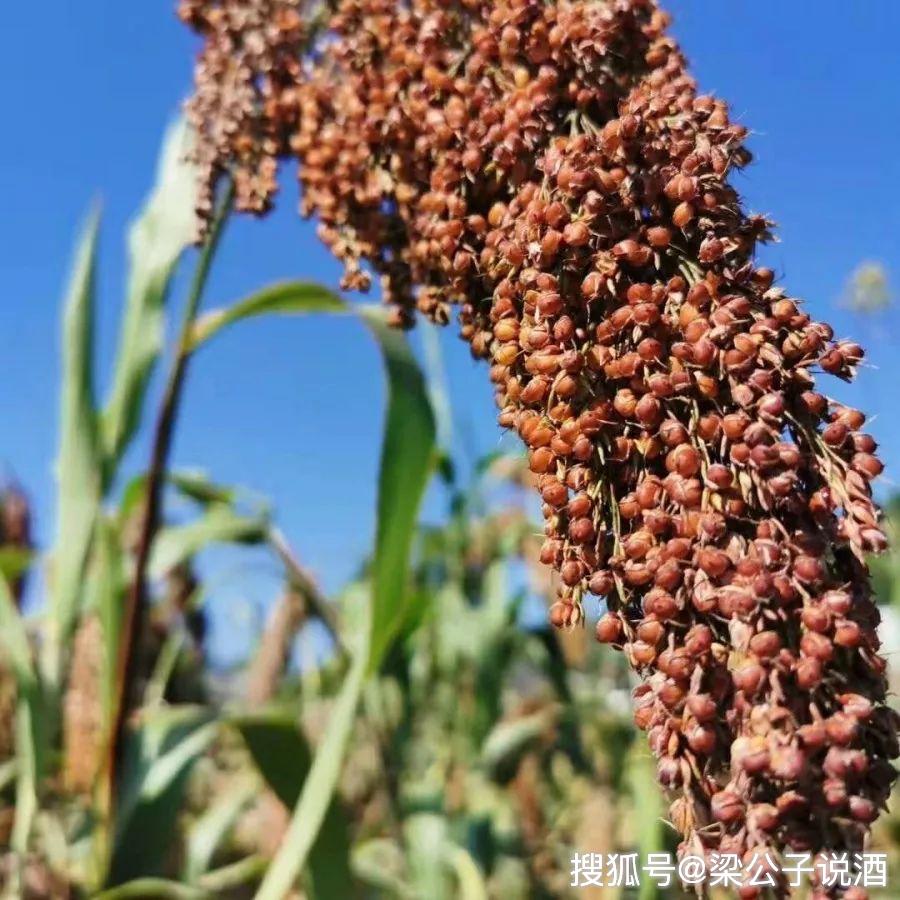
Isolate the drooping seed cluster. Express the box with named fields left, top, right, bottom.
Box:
left=180, top=0, right=897, bottom=894
left=178, top=0, right=307, bottom=228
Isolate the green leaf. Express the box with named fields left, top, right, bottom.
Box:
left=361, top=308, right=437, bottom=671
left=109, top=707, right=217, bottom=885
left=233, top=711, right=354, bottom=900
left=186, top=288, right=435, bottom=668
left=421, top=319, right=453, bottom=452
left=0, top=577, right=43, bottom=857
left=232, top=711, right=311, bottom=808
left=306, top=801, right=355, bottom=899
left=94, top=879, right=212, bottom=900
left=47, top=207, right=103, bottom=690
left=102, top=118, right=199, bottom=468
left=0, top=546, right=33, bottom=586
left=149, top=504, right=269, bottom=578
left=626, top=742, right=668, bottom=900
left=445, top=844, right=489, bottom=900
left=170, top=469, right=236, bottom=507
left=196, top=856, right=267, bottom=894
left=183, top=775, right=257, bottom=883
left=253, top=647, right=367, bottom=900
left=0, top=578, right=39, bottom=706
left=480, top=708, right=556, bottom=782
left=90, top=516, right=126, bottom=727
left=0, top=759, right=17, bottom=794
left=187, top=281, right=345, bottom=351
left=351, top=839, right=412, bottom=897
left=405, top=814, right=451, bottom=900
left=254, top=309, right=435, bottom=898
left=117, top=473, right=148, bottom=526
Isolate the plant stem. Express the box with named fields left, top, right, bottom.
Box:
left=101, top=182, right=234, bottom=845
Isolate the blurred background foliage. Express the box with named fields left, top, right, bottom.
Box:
left=0, top=124, right=897, bottom=900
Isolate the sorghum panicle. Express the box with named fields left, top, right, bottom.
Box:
left=181, top=1, right=898, bottom=894
left=178, top=0, right=307, bottom=229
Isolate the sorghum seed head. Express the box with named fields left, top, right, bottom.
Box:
left=182, top=0, right=896, bottom=870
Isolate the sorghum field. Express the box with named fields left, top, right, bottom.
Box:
left=1, top=1, right=899, bottom=898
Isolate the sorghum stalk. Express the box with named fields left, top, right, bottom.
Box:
left=105, top=181, right=234, bottom=823
left=180, top=1, right=898, bottom=895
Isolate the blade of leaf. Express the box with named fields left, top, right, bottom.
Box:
left=361, top=307, right=437, bottom=671
left=0, top=759, right=17, bottom=794
left=234, top=711, right=355, bottom=899
left=170, top=469, right=236, bottom=507
left=254, top=308, right=435, bottom=898
left=421, top=319, right=453, bottom=452
left=0, top=574, right=39, bottom=692
left=92, top=516, right=126, bottom=732
left=405, top=814, right=450, bottom=900
left=0, top=546, right=33, bottom=586
left=46, top=209, right=103, bottom=690
left=187, top=290, right=434, bottom=667
left=445, top=843, right=489, bottom=900
left=305, top=801, right=355, bottom=899
left=253, top=643, right=366, bottom=900
left=183, top=775, right=257, bottom=883
left=627, top=742, right=668, bottom=900
left=196, top=856, right=267, bottom=894
left=232, top=711, right=311, bottom=806
left=0, top=577, right=43, bottom=856
left=187, top=281, right=346, bottom=351
left=93, top=879, right=212, bottom=900
left=480, top=708, right=556, bottom=781
left=102, top=118, right=199, bottom=468
left=109, top=707, right=217, bottom=885
left=351, top=839, right=412, bottom=898
left=149, top=504, right=269, bottom=579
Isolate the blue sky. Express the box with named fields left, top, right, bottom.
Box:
left=2, top=2, right=899, bottom=665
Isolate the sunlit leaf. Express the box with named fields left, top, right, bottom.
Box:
left=190, top=290, right=436, bottom=671
left=627, top=741, right=668, bottom=900
left=149, top=504, right=269, bottom=579
left=0, top=577, right=43, bottom=855
left=187, top=281, right=345, bottom=351
left=351, top=838, right=412, bottom=897
left=94, top=879, right=212, bottom=900
left=109, top=707, right=217, bottom=885
left=361, top=307, right=437, bottom=671
left=183, top=775, right=257, bottom=883
left=117, top=473, right=148, bottom=526
left=89, top=517, right=127, bottom=734
left=445, top=844, right=489, bottom=900
left=102, top=119, right=199, bottom=467
left=405, top=814, right=451, bottom=900
left=48, top=208, right=103, bottom=689
left=170, top=469, right=237, bottom=507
